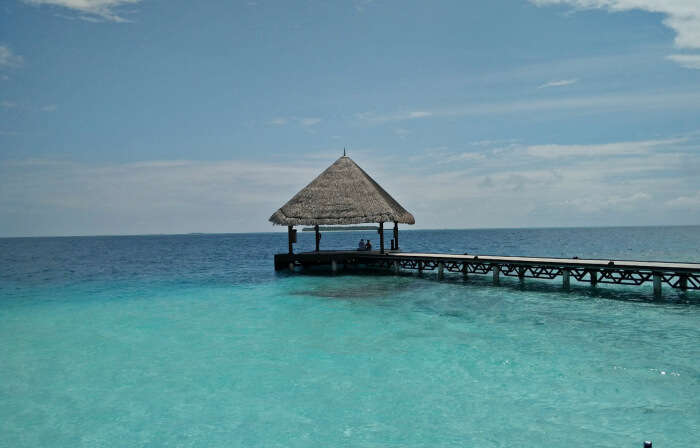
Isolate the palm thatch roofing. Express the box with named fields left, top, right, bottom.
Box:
left=269, top=155, right=415, bottom=226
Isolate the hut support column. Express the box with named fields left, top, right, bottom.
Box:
left=315, top=225, right=320, bottom=252
left=287, top=226, right=294, bottom=254
left=393, top=222, right=399, bottom=251
left=379, top=222, right=385, bottom=254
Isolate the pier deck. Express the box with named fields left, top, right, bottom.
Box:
left=274, top=251, right=700, bottom=295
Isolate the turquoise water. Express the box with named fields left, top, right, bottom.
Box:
left=1, top=228, right=699, bottom=447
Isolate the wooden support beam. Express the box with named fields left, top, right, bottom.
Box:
left=589, top=269, right=598, bottom=287
left=492, top=264, right=500, bottom=284
left=331, top=259, right=338, bottom=273
left=679, top=274, right=688, bottom=291
left=287, top=226, right=294, bottom=254
left=393, top=222, right=399, bottom=251
left=314, top=225, right=320, bottom=252
left=562, top=269, right=570, bottom=289
left=379, top=222, right=385, bottom=254
left=437, top=261, right=444, bottom=279
left=462, top=263, right=469, bottom=279
left=653, top=272, right=662, bottom=297
left=393, top=260, right=400, bottom=274
left=518, top=266, right=525, bottom=282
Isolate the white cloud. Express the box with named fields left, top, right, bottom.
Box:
left=526, top=138, right=683, bottom=158
left=538, top=78, right=578, bottom=88
left=268, top=117, right=322, bottom=127
left=666, top=191, right=700, bottom=209
left=22, top=0, right=142, bottom=22
left=530, top=1, right=700, bottom=67
left=408, top=111, right=432, bottom=118
left=564, top=192, right=652, bottom=213
left=356, top=90, right=700, bottom=123
left=299, top=117, right=321, bottom=126
left=1, top=101, right=17, bottom=108
left=0, top=158, right=320, bottom=235
left=667, top=54, right=700, bottom=69
left=0, top=45, right=23, bottom=69
left=41, top=104, right=58, bottom=112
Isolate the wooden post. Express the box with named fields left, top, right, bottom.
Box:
left=287, top=226, right=294, bottom=254
left=314, top=225, right=320, bottom=252
left=679, top=274, right=688, bottom=291
left=562, top=269, right=570, bottom=289
left=379, top=222, right=385, bottom=254
left=437, top=262, right=444, bottom=279
left=331, top=259, right=338, bottom=273
left=492, top=264, right=500, bottom=284
left=589, top=269, right=598, bottom=287
left=393, top=222, right=399, bottom=251
left=288, top=261, right=295, bottom=272
left=653, top=272, right=662, bottom=297
left=462, top=263, right=469, bottom=279
left=518, top=266, right=525, bottom=283
left=393, top=260, right=400, bottom=274
left=418, top=261, right=423, bottom=274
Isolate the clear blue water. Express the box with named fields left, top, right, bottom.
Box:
left=1, top=227, right=699, bottom=447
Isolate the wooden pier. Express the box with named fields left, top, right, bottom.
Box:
left=269, top=154, right=699, bottom=297
left=274, top=251, right=700, bottom=296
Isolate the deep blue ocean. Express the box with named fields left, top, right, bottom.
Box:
left=1, top=226, right=699, bottom=447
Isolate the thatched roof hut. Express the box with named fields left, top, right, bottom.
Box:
left=269, top=155, right=415, bottom=226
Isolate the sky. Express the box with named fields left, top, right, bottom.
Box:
left=1, top=0, right=699, bottom=236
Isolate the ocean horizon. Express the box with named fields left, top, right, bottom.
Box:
left=4, top=223, right=700, bottom=240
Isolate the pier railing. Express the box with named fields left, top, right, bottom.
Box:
left=274, top=251, right=700, bottom=296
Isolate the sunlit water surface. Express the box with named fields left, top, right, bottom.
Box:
left=1, top=227, right=699, bottom=447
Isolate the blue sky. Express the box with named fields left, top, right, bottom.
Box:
left=1, top=0, right=699, bottom=236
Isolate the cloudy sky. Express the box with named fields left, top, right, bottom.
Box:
left=1, top=0, right=699, bottom=236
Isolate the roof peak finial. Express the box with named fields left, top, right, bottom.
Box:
left=343, top=147, right=346, bottom=157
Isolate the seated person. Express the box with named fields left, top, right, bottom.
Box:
left=365, top=240, right=372, bottom=251
left=358, top=239, right=365, bottom=250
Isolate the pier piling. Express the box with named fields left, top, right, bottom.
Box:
left=589, top=269, right=598, bottom=287
left=562, top=269, right=570, bottom=289
left=492, top=264, right=500, bottom=284
left=653, top=272, right=662, bottom=297
left=437, top=262, right=444, bottom=279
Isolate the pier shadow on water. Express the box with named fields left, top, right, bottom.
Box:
left=281, top=267, right=700, bottom=306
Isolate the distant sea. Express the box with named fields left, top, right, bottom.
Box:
left=1, top=226, right=699, bottom=447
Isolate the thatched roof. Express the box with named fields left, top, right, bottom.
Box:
left=269, top=156, right=415, bottom=226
